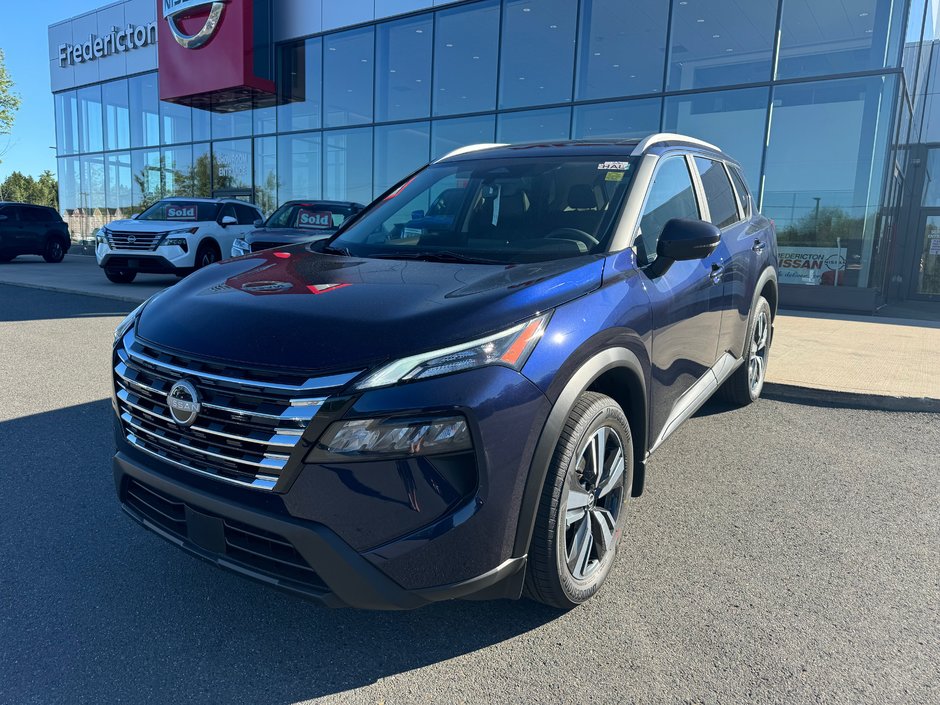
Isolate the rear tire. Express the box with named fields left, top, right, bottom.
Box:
left=524, top=392, right=632, bottom=609
left=105, top=268, right=136, bottom=284
left=719, top=295, right=772, bottom=406
left=42, top=238, right=66, bottom=263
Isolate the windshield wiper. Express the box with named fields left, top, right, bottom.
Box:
left=320, top=244, right=354, bottom=256
left=369, top=251, right=504, bottom=265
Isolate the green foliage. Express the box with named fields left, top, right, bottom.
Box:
left=0, top=49, right=22, bottom=162
left=0, top=170, right=58, bottom=209
left=777, top=205, right=865, bottom=247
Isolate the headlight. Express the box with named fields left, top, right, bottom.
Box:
left=163, top=238, right=189, bottom=251
left=96, top=228, right=109, bottom=245
left=354, top=313, right=550, bottom=390
left=114, top=301, right=145, bottom=342
left=307, top=415, right=471, bottom=462
left=232, top=239, right=250, bottom=256
left=165, top=227, right=197, bottom=237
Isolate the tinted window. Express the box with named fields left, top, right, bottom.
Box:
left=324, top=27, right=374, bottom=128
left=499, top=0, right=577, bottom=109
left=137, top=200, right=221, bottom=222
left=727, top=165, right=751, bottom=217
left=268, top=203, right=359, bottom=229
left=637, top=157, right=700, bottom=266
left=22, top=207, right=49, bottom=223
left=433, top=0, right=500, bottom=116
left=236, top=204, right=260, bottom=225
left=667, top=0, right=778, bottom=91
left=331, top=156, right=637, bottom=264
left=376, top=15, right=432, bottom=122
left=695, top=157, right=740, bottom=229
left=0, top=207, right=22, bottom=222
left=576, top=0, right=668, bottom=99
left=278, top=38, right=322, bottom=132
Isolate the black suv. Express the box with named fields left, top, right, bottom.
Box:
left=111, top=135, right=778, bottom=609
left=0, top=203, right=71, bottom=263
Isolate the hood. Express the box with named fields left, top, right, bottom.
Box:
left=137, top=246, right=605, bottom=373
left=107, top=219, right=198, bottom=233
left=245, top=227, right=335, bottom=244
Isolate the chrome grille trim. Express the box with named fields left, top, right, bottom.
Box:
left=113, top=329, right=360, bottom=491
left=106, top=230, right=164, bottom=251
left=125, top=433, right=278, bottom=491
left=123, top=329, right=360, bottom=393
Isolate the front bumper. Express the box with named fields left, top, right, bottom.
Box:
left=98, top=244, right=193, bottom=272
left=115, top=452, right=524, bottom=609
left=113, top=364, right=552, bottom=608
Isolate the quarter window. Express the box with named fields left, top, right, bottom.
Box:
left=694, top=157, right=740, bottom=229
left=636, top=157, right=700, bottom=266
left=727, top=165, right=751, bottom=217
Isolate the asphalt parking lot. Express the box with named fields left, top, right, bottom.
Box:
left=0, top=283, right=937, bottom=705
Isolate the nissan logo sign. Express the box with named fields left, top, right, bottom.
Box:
left=163, top=0, right=228, bottom=50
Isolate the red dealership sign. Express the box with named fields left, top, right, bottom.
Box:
left=158, top=0, right=276, bottom=111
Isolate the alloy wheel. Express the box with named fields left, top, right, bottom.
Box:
left=748, top=309, right=770, bottom=395
left=562, top=426, right=625, bottom=581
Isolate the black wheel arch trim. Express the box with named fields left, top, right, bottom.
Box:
left=739, top=266, right=778, bottom=358
left=512, top=347, right=647, bottom=558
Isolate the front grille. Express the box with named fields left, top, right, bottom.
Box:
left=113, top=327, right=361, bottom=490
left=106, top=230, right=164, bottom=251
left=124, top=478, right=327, bottom=591
left=250, top=241, right=284, bottom=253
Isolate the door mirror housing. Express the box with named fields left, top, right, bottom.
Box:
left=253, top=218, right=264, bottom=227
left=220, top=215, right=238, bottom=227
left=646, top=218, right=720, bottom=277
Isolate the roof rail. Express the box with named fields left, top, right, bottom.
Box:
left=631, top=133, right=720, bottom=156
left=436, top=143, right=509, bottom=162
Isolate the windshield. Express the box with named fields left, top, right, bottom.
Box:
left=328, top=156, right=636, bottom=264
left=266, top=202, right=357, bottom=230
left=137, top=200, right=220, bottom=222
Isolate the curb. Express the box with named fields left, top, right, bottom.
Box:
left=763, top=382, right=940, bottom=413
left=0, top=280, right=147, bottom=306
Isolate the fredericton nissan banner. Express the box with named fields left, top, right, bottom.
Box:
left=158, top=0, right=275, bottom=111
left=778, top=246, right=848, bottom=285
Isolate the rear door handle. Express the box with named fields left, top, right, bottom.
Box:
left=709, top=264, right=723, bottom=285
left=752, top=239, right=766, bottom=253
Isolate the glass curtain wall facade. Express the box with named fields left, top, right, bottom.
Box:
left=56, top=0, right=913, bottom=305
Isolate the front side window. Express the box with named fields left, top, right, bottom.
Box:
left=694, top=157, right=740, bottom=229
left=329, top=156, right=637, bottom=264
left=137, top=200, right=220, bottom=222
left=636, top=156, right=700, bottom=266
left=235, top=204, right=260, bottom=225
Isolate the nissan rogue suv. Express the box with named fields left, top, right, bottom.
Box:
left=97, top=197, right=263, bottom=283
left=110, top=135, right=778, bottom=609
left=231, top=200, right=365, bottom=257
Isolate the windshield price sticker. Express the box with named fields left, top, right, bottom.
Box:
left=297, top=210, right=333, bottom=228
left=166, top=205, right=197, bottom=220
left=605, top=171, right=625, bottom=182
left=598, top=161, right=630, bottom=171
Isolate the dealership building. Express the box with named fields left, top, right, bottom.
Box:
left=48, top=0, right=940, bottom=311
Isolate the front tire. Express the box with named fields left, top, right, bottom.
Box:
left=104, top=268, right=136, bottom=283
left=719, top=295, right=772, bottom=406
left=43, top=238, right=66, bottom=263
left=194, top=241, right=220, bottom=270
left=524, top=392, right=632, bottom=609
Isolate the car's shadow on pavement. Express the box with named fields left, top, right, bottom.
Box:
left=0, top=399, right=562, bottom=704
left=0, top=282, right=135, bottom=323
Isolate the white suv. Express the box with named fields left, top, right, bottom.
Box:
left=96, top=198, right=263, bottom=283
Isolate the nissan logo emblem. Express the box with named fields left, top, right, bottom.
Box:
left=162, top=0, right=228, bottom=50
left=167, top=379, right=201, bottom=426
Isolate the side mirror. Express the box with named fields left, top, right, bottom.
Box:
left=130, top=213, right=139, bottom=219
left=254, top=218, right=264, bottom=227
left=648, top=218, right=720, bottom=276
left=220, top=215, right=238, bottom=226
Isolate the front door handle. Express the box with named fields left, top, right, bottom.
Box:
left=752, top=239, right=766, bottom=253
left=709, top=264, right=723, bottom=285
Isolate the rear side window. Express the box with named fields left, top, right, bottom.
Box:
left=22, top=207, right=48, bottom=223
left=727, top=165, right=751, bottom=217
left=694, top=157, right=740, bottom=229
left=636, top=156, right=700, bottom=266
left=235, top=204, right=260, bottom=225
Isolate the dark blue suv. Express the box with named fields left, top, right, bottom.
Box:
left=111, top=135, right=778, bottom=609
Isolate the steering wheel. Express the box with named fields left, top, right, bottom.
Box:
left=547, top=228, right=600, bottom=248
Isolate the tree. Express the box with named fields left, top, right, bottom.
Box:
left=0, top=170, right=59, bottom=208
left=0, top=49, right=22, bottom=161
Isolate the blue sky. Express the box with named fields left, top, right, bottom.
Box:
left=0, top=0, right=103, bottom=181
